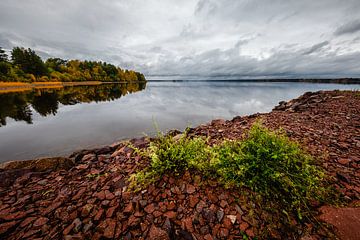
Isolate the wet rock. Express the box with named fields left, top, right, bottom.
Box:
left=0, top=157, right=74, bottom=172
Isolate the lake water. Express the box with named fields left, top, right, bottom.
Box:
left=0, top=81, right=359, bottom=162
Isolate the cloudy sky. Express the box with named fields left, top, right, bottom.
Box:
left=1, top=0, right=360, bottom=79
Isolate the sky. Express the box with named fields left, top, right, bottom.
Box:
left=0, top=0, right=360, bottom=80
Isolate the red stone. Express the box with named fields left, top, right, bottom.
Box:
left=164, top=211, right=176, bottom=219
left=128, top=215, right=140, bottom=227
left=240, top=221, right=249, bottom=231
left=338, top=158, right=351, bottom=165
left=94, top=190, right=106, bottom=200
left=103, top=219, right=116, bottom=239
left=183, top=217, right=194, bottom=232
left=222, top=217, right=232, bottom=229
left=167, top=201, right=176, bottom=210
left=148, top=225, right=169, bottom=240
left=94, top=209, right=104, bottom=221
left=153, top=211, right=162, bottom=218
left=105, top=190, right=115, bottom=200
left=81, top=204, right=94, bottom=217
left=189, top=196, right=199, bottom=208
left=220, top=200, right=227, bottom=208
left=145, top=204, right=156, bottom=214
left=20, top=216, right=37, bottom=227
left=186, top=184, right=196, bottom=194
left=219, top=228, right=229, bottom=238
left=106, top=205, right=118, bottom=218
left=123, top=203, right=133, bottom=213
left=0, top=221, right=18, bottom=235
left=33, top=217, right=49, bottom=227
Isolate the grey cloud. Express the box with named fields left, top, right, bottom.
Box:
left=303, top=41, right=329, bottom=55
left=334, top=19, right=360, bottom=36
left=0, top=0, right=360, bottom=79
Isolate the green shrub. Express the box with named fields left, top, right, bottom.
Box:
left=129, top=122, right=329, bottom=221
left=213, top=122, right=326, bottom=219
left=129, top=131, right=213, bottom=190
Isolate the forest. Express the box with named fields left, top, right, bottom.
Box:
left=0, top=47, right=146, bottom=83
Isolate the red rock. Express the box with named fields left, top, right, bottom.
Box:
left=145, top=204, right=156, bottom=214
left=0, top=211, right=27, bottom=221
left=22, top=228, right=41, bottom=238
left=103, top=219, right=116, bottom=239
left=94, top=209, right=104, bottom=221
left=204, top=234, right=213, bottom=240
left=123, top=203, right=133, bottom=213
left=81, top=204, right=94, bottom=217
left=42, top=200, right=63, bottom=215
left=167, top=201, right=176, bottom=210
left=105, top=190, right=115, bottom=200
left=240, top=221, right=249, bottom=231
left=219, top=228, right=229, bottom=238
left=183, top=217, right=194, bottom=232
left=319, top=206, right=360, bottom=240
left=164, top=211, right=176, bottom=219
left=186, top=184, right=196, bottom=194
left=106, top=205, right=118, bottom=218
left=153, top=211, right=162, bottom=218
left=72, top=188, right=86, bottom=200
left=148, top=225, right=169, bottom=240
left=33, top=217, right=49, bottom=227
left=220, top=200, right=227, bottom=208
left=0, top=220, right=18, bottom=234
left=223, top=217, right=232, bottom=229
left=338, top=158, right=351, bottom=165
left=246, top=228, right=255, bottom=238
left=20, top=216, right=37, bottom=227
left=128, top=215, right=140, bottom=227
left=189, top=196, right=199, bottom=208
left=94, top=190, right=106, bottom=200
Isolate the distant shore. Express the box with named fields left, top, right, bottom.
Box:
left=148, top=78, right=360, bottom=84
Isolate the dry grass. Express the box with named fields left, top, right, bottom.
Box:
left=0, top=81, right=105, bottom=93
left=0, top=82, right=31, bottom=88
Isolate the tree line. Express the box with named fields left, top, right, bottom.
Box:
left=0, top=46, right=146, bottom=83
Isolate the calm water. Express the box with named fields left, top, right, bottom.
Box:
left=0, top=81, right=359, bottom=162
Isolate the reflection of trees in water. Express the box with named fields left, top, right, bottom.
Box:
left=0, top=82, right=146, bottom=126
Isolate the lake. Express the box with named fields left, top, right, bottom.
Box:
left=0, top=81, right=359, bottom=162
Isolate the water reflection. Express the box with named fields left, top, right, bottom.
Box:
left=0, top=82, right=146, bottom=127
left=0, top=81, right=358, bottom=162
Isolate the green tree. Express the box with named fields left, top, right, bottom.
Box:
left=0, top=47, right=8, bottom=62
left=45, top=58, right=67, bottom=72
left=11, top=47, right=48, bottom=78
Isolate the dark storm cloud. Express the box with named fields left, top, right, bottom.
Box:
left=0, top=0, right=360, bottom=79
left=334, top=19, right=360, bottom=36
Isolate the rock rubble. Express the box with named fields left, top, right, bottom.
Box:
left=0, top=90, right=359, bottom=239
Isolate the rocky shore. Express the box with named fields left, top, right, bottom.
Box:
left=0, top=90, right=359, bottom=240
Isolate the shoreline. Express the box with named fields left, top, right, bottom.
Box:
left=0, top=81, right=147, bottom=93
left=0, top=90, right=359, bottom=239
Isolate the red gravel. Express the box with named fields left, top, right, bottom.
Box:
left=0, top=90, right=359, bottom=239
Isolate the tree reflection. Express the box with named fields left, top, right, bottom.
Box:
left=0, top=82, right=146, bottom=126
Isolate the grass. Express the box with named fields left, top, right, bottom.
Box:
left=129, top=122, right=335, bottom=234
left=0, top=81, right=104, bottom=93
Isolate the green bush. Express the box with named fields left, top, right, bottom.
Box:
left=129, top=122, right=329, bottom=221
left=213, top=122, right=326, bottom=219
left=129, top=131, right=213, bottom=190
